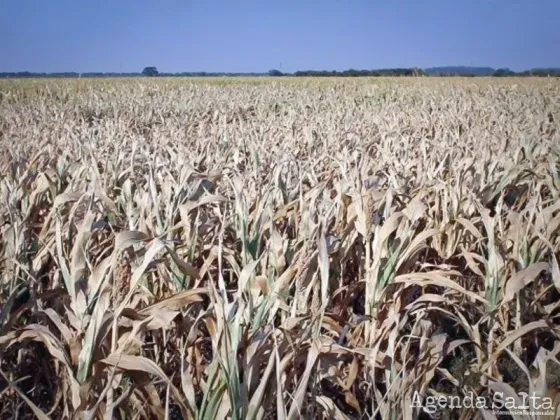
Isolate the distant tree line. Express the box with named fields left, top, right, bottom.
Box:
left=276, top=67, right=560, bottom=77
left=1, top=65, right=559, bottom=79
left=289, top=68, right=426, bottom=77
left=0, top=71, right=270, bottom=78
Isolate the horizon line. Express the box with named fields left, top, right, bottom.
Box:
left=2, top=65, right=560, bottom=74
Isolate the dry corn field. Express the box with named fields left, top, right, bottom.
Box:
left=1, top=77, right=560, bottom=420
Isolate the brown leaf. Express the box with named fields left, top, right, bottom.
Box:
left=138, top=288, right=206, bottom=315
left=503, top=262, right=549, bottom=304
left=482, top=320, right=549, bottom=371
left=99, top=354, right=190, bottom=417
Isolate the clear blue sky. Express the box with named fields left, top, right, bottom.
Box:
left=2, top=0, right=559, bottom=73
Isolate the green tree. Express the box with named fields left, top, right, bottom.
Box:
left=142, top=67, right=159, bottom=77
